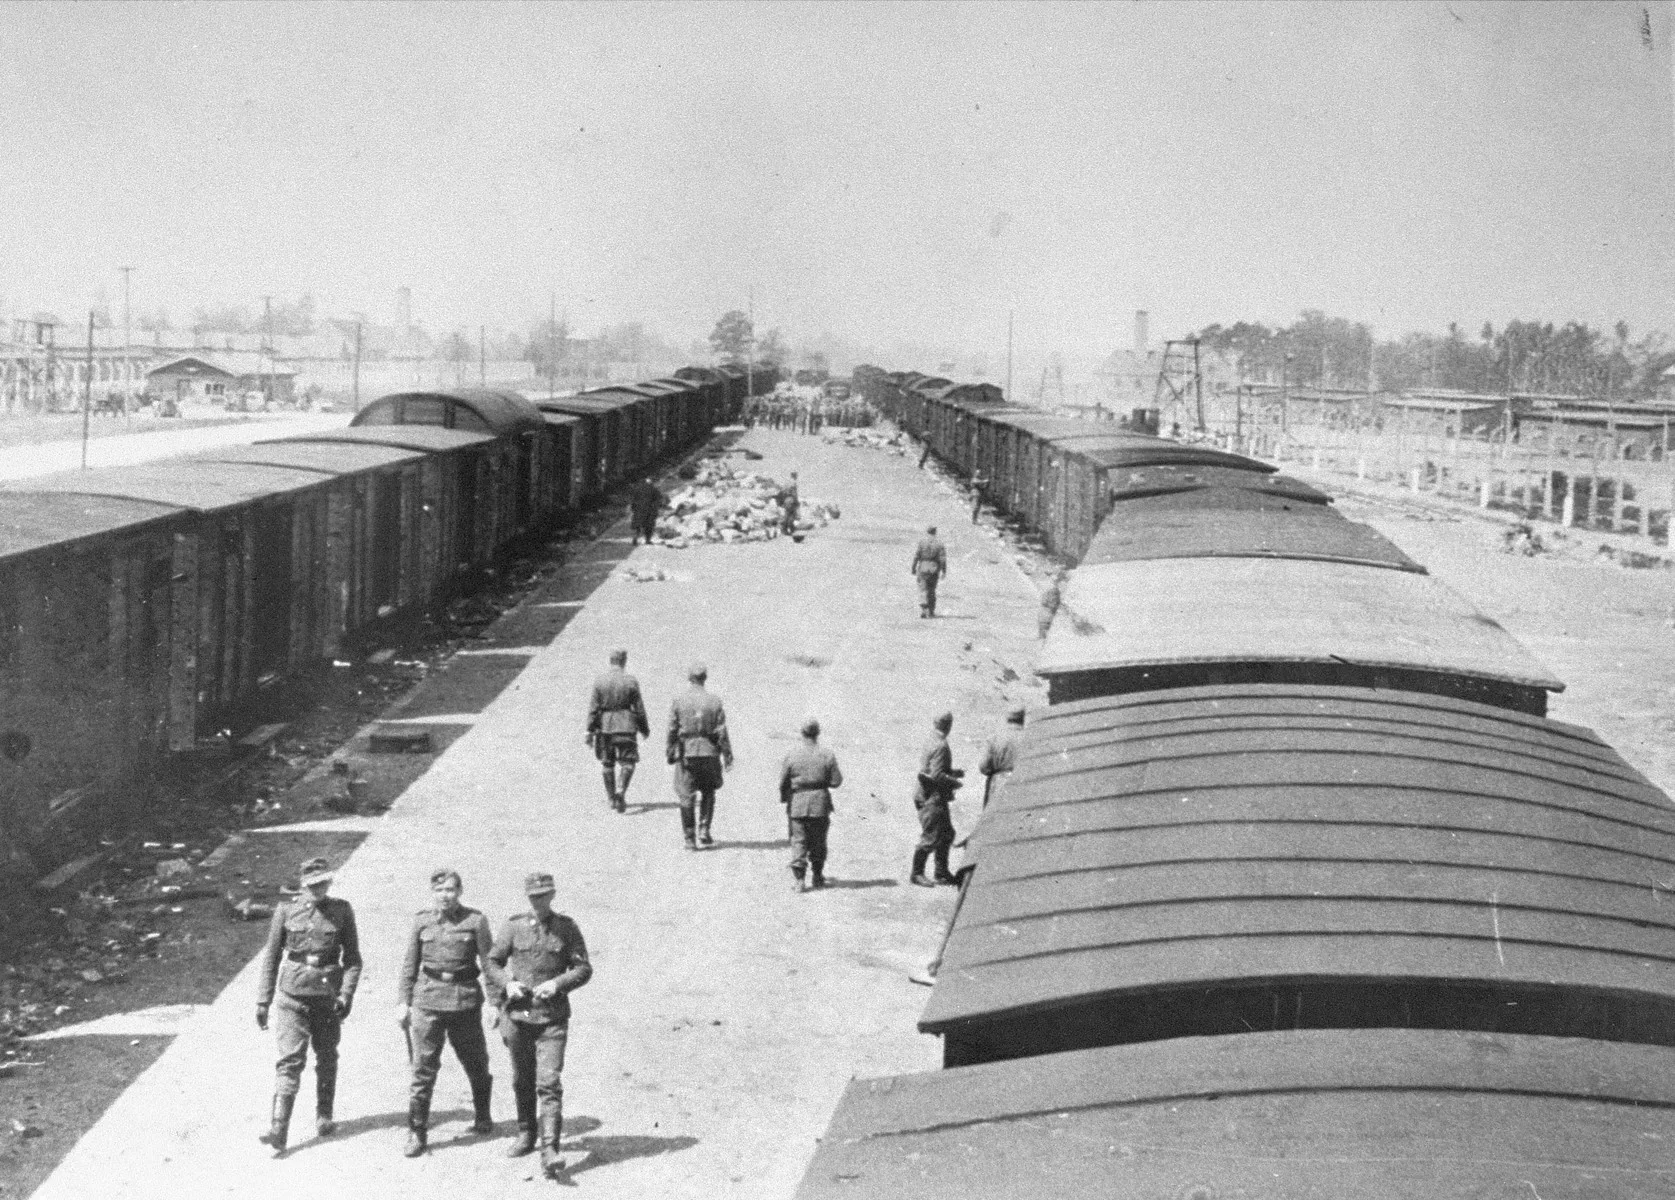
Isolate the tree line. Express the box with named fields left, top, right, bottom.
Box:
left=1195, top=310, right=1674, bottom=400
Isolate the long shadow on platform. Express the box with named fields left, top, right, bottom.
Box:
left=821, top=878, right=898, bottom=890
left=705, top=839, right=789, bottom=852
left=555, top=1125, right=700, bottom=1183
left=277, top=1106, right=472, bottom=1156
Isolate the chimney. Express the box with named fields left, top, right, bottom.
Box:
left=1133, top=310, right=1149, bottom=355
left=396, top=287, right=412, bottom=331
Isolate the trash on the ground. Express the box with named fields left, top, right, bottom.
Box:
left=154, top=859, right=192, bottom=881
left=619, top=565, right=693, bottom=584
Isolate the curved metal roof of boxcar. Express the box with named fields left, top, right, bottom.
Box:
left=919, top=684, right=1660, bottom=1034
left=0, top=490, right=184, bottom=559
left=903, top=375, right=953, bottom=394
left=187, top=441, right=425, bottom=477
left=351, top=388, right=545, bottom=435
left=673, top=366, right=726, bottom=383
left=0, top=458, right=336, bottom=514
left=1036, top=556, right=1562, bottom=690
left=980, top=413, right=1276, bottom=472
left=798, top=1030, right=1675, bottom=1199
left=265, top=426, right=496, bottom=454
left=552, top=389, right=651, bottom=412
left=1084, top=503, right=1424, bottom=572
left=921, top=381, right=1005, bottom=406
left=1107, top=463, right=1327, bottom=504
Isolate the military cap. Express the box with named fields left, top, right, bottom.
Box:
left=688, top=662, right=708, bottom=681
left=933, top=711, right=954, bottom=731
left=430, top=867, right=462, bottom=889
left=801, top=717, right=821, bottom=738
left=926, top=525, right=937, bottom=535
left=299, top=857, right=333, bottom=885
left=609, top=648, right=628, bottom=665
left=524, top=871, right=556, bottom=896
left=1006, top=704, right=1026, bottom=724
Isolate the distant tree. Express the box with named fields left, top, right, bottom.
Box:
left=756, top=327, right=787, bottom=366
left=268, top=294, right=316, bottom=336
left=193, top=303, right=253, bottom=334
left=135, top=308, right=172, bottom=333
left=709, top=310, right=753, bottom=362
left=91, top=287, right=113, bottom=329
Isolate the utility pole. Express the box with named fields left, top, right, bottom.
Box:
left=1006, top=309, right=1014, bottom=402
left=480, top=325, right=486, bottom=387
left=746, top=287, right=755, bottom=398
left=81, top=311, right=94, bottom=469
left=548, top=292, right=557, bottom=401
left=262, top=295, right=274, bottom=409
left=120, top=265, right=133, bottom=419
left=352, top=321, right=363, bottom=410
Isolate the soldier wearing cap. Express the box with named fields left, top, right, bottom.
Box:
left=255, top=857, right=362, bottom=1156
left=977, top=705, right=1026, bottom=810
left=779, top=718, right=843, bottom=892
left=587, top=649, right=650, bottom=812
left=488, top=872, right=592, bottom=1177
left=910, top=526, right=947, bottom=618
left=395, top=868, right=499, bottom=1157
left=910, top=712, right=964, bottom=887
left=779, top=472, right=800, bottom=536
left=666, top=663, right=734, bottom=850
left=629, top=477, right=663, bottom=546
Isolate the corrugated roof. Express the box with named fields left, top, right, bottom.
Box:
left=0, top=491, right=182, bottom=560
left=1036, top=556, right=1562, bottom=691
left=798, top=1030, right=1675, bottom=1199
left=0, top=459, right=333, bottom=513
left=1084, top=504, right=1424, bottom=572
left=267, top=426, right=495, bottom=453
left=920, top=684, right=1664, bottom=1035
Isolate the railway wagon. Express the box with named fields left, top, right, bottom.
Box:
left=797, top=1029, right=1675, bottom=1198
left=920, top=684, right=1669, bottom=1066
left=668, top=368, right=730, bottom=431
left=1037, top=488, right=1563, bottom=712
left=537, top=392, right=636, bottom=491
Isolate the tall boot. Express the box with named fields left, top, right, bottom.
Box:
left=470, top=1074, right=494, bottom=1136
left=616, top=764, right=635, bottom=810
left=810, top=861, right=826, bottom=890
left=403, top=1097, right=429, bottom=1158
left=539, top=1103, right=565, bottom=1176
left=506, top=1087, right=537, bottom=1157
left=910, top=848, right=934, bottom=887
left=315, top=1063, right=337, bottom=1137
left=698, top=795, right=715, bottom=846
left=933, top=846, right=958, bottom=885
left=260, top=1093, right=295, bottom=1156
left=791, top=866, right=807, bottom=893
left=601, top=771, right=618, bottom=811
left=680, top=807, right=698, bottom=851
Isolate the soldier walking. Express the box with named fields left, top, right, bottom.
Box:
left=779, top=718, right=843, bottom=892
left=977, top=704, right=1026, bottom=810
left=255, top=857, right=362, bottom=1156
left=910, top=712, right=964, bottom=887
left=395, top=868, right=498, bottom=1157
left=780, top=471, right=800, bottom=536
left=488, top=872, right=592, bottom=1177
left=1037, top=570, right=1066, bottom=639
left=911, top=525, right=947, bottom=618
left=587, top=649, right=649, bottom=811
left=667, top=663, right=734, bottom=850
left=629, top=477, right=663, bottom=546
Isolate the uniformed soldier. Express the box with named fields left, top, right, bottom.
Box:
left=779, top=471, right=800, bottom=536
left=587, top=649, right=650, bottom=811
left=779, top=718, right=843, bottom=892
left=1037, top=570, right=1066, bottom=640
left=255, top=857, right=362, bottom=1156
left=395, top=868, right=499, bottom=1157
left=969, top=472, right=989, bottom=523
left=629, top=477, right=663, bottom=546
left=910, top=712, right=964, bottom=887
left=911, top=526, right=947, bottom=618
left=667, top=663, right=734, bottom=850
left=488, top=873, right=592, bottom=1177
left=977, top=704, right=1026, bottom=810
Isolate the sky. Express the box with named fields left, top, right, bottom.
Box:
left=0, top=0, right=1670, bottom=375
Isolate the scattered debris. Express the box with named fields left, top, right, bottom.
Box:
left=826, top=428, right=908, bottom=454
left=619, top=565, right=693, bottom=584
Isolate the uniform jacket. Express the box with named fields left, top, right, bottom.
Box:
left=667, top=686, right=732, bottom=762
left=588, top=668, right=650, bottom=738
left=487, top=911, right=592, bottom=1026
left=911, top=536, right=947, bottom=579
left=398, top=904, right=497, bottom=1011
left=978, top=729, right=1020, bottom=778
left=630, top=481, right=664, bottom=521
left=257, top=895, right=362, bottom=1006
left=913, top=733, right=961, bottom=807
left=779, top=740, right=843, bottom=818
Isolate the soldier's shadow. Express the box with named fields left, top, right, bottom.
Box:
left=622, top=801, right=681, bottom=815
left=549, top=1117, right=699, bottom=1185
left=820, top=877, right=898, bottom=890
left=705, top=839, right=788, bottom=851
left=283, top=1105, right=473, bottom=1156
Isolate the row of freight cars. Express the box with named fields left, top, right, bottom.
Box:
left=799, top=377, right=1675, bottom=1196
left=0, top=364, right=775, bottom=883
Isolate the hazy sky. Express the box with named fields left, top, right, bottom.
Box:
left=1, top=0, right=1670, bottom=366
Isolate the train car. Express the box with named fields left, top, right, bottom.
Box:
left=798, top=1029, right=1675, bottom=1198
left=538, top=392, right=635, bottom=490
left=920, top=684, right=1667, bottom=1065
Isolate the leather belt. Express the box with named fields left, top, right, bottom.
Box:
left=423, top=965, right=479, bottom=983
left=286, top=951, right=335, bottom=968
left=790, top=784, right=827, bottom=792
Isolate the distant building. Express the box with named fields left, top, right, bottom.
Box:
left=145, top=353, right=296, bottom=407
